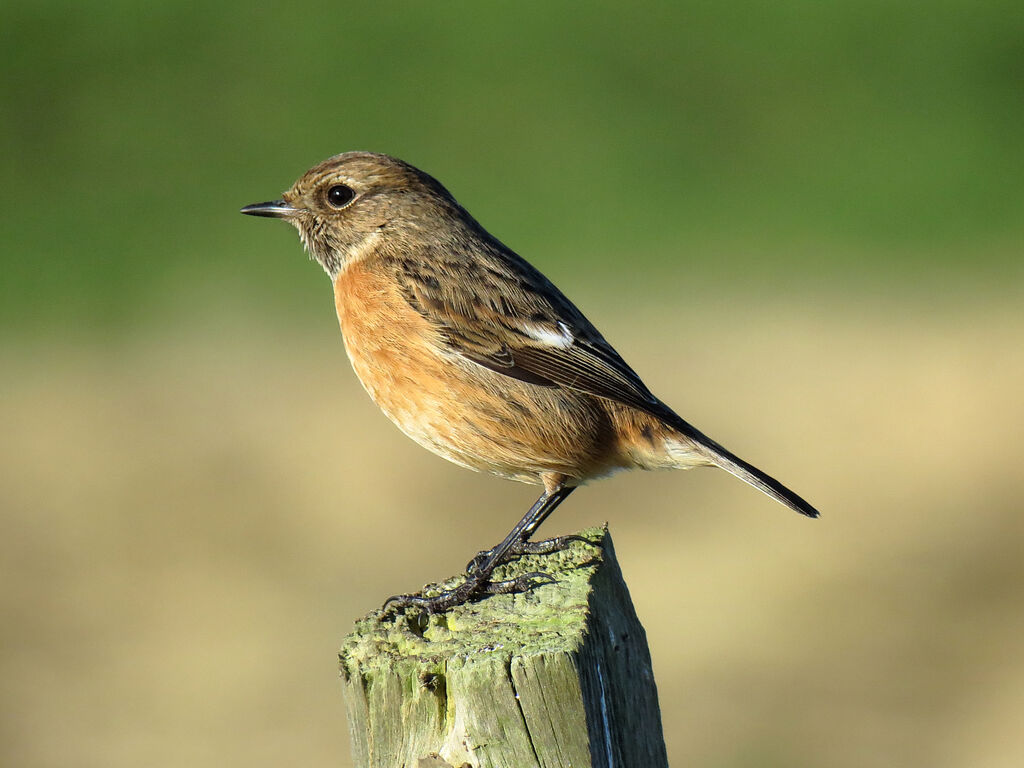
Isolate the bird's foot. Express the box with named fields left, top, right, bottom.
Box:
left=383, top=570, right=557, bottom=614
left=465, top=534, right=595, bottom=574
left=383, top=578, right=481, bottom=614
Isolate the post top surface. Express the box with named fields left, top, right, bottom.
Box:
left=339, top=526, right=612, bottom=677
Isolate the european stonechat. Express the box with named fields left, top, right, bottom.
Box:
left=242, top=152, right=818, bottom=612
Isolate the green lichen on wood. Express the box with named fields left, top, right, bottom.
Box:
left=340, top=526, right=606, bottom=679
left=338, top=525, right=667, bottom=768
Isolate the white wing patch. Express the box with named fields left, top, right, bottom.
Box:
left=520, top=320, right=574, bottom=348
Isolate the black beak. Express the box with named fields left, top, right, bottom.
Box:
left=240, top=200, right=298, bottom=219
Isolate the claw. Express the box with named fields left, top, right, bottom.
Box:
left=383, top=592, right=428, bottom=611
left=465, top=551, right=489, bottom=575
left=383, top=589, right=465, bottom=614
left=382, top=573, right=488, bottom=614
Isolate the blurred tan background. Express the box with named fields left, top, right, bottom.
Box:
left=3, top=2, right=1023, bottom=767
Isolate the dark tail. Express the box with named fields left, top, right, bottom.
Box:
left=666, top=413, right=820, bottom=518
left=705, top=439, right=819, bottom=518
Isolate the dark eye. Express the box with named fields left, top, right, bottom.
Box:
left=326, top=184, right=355, bottom=209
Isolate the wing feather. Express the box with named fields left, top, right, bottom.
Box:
left=389, top=243, right=670, bottom=418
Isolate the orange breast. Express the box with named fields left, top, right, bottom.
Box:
left=333, top=261, right=448, bottom=444
left=332, top=260, right=626, bottom=485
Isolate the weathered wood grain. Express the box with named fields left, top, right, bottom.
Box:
left=339, top=526, right=667, bottom=768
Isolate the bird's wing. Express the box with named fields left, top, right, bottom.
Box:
left=390, top=245, right=671, bottom=419
left=391, top=246, right=822, bottom=519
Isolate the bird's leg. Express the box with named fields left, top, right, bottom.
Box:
left=464, top=484, right=590, bottom=573
left=385, top=485, right=576, bottom=614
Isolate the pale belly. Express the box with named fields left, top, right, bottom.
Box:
left=341, top=330, right=622, bottom=485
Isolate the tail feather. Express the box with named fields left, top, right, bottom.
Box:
left=705, top=439, right=819, bottom=518
left=664, top=412, right=820, bottom=518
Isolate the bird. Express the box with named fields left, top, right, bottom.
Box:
left=241, top=151, right=818, bottom=612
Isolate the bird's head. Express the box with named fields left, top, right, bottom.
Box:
left=241, top=151, right=465, bottom=277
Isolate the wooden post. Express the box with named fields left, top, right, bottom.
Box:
left=338, top=526, right=668, bottom=768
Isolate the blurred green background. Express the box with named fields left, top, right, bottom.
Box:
left=3, top=2, right=1022, bottom=767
